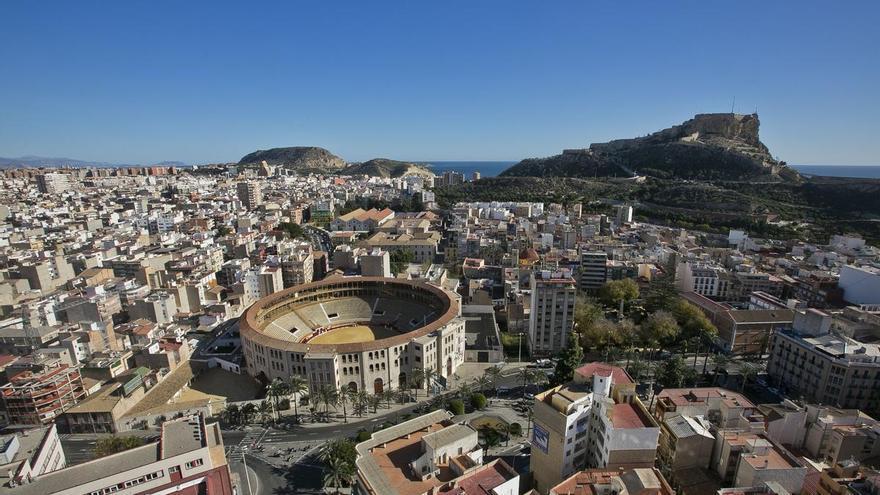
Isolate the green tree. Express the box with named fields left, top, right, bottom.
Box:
left=320, top=439, right=357, bottom=494
left=448, top=399, right=466, bottom=415
left=580, top=318, right=617, bottom=351
left=473, top=375, right=490, bottom=393
left=240, top=403, right=257, bottom=424
left=672, top=299, right=718, bottom=344
left=550, top=329, right=583, bottom=386
left=598, top=279, right=640, bottom=311
left=508, top=422, right=523, bottom=437
left=390, top=248, right=416, bottom=274
left=258, top=400, right=272, bottom=423
left=657, top=355, right=696, bottom=389
left=353, top=391, right=369, bottom=417
left=222, top=403, right=240, bottom=426
left=639, top=310, right=681, bottom=349
left=471, top=392, right=488, bottom=410
left=266, top=378, right=288, bottom=422
left=517, top=367, right=538, bottom=390
left=279, top=221, right=305, bottom=239
left=94, top=436, right=145, bottom=458
left=318, top=385, right=338, bottom=418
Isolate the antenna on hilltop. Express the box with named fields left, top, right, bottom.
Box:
left=731, top=96, right=736, bottom=114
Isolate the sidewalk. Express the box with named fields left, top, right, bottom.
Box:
left=239, top=361, right=534, bottom=430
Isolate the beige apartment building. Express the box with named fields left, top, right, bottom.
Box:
left=530, top=363, right=659, bottom=493
left=767, top=309, right=880, bottom=411
left=529, top=270, right=577, bottom=356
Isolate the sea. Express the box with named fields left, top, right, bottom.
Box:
left=791, top=165, right=880, bottom=179
left=418, top=161, right=516, bottom=178
left=417, top=161, right=880, bottom=179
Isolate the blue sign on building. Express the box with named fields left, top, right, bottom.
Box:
left=532, top=423, right=550, bottom=454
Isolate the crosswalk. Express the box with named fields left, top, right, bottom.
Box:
left=225, top=427, right=267, bottom=462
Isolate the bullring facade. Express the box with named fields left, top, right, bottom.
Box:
left=239, top=277, right=465, bottom=394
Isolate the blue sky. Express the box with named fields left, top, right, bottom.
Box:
left=1, top=1, right=878, bottom=165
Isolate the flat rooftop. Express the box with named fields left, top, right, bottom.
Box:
left=364, top=423, right=454, bottom=495
left=611, top=402, right=655, bottom=429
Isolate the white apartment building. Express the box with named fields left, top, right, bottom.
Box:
left=7, top=415, right=232, bottom=495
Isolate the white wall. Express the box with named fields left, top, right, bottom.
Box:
left=839, top=265, right=880, bottom=305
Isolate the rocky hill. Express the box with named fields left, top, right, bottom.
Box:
left=502, top=113, right=801, bottom=182
left=238, top=147, right=346, bottom=172
left=342, top=158, right=434, bottom=178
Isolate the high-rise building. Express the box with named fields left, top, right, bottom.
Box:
left=258, top=266, right=284, bottom=297
left=360, top=248, right=391, bottom=277
left=531, top=363, right=660, bottom=493
left=35, top=173, right=72, bottom=194
left=529, top=269, right=577, bottom=356
left=579, top=250, right=607, bottom=293
left=236, top=181, right=262, bottom=210
left=614, top=204, right=633, bottom=225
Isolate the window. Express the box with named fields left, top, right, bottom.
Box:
left=185, top=458, right=204, bottom=469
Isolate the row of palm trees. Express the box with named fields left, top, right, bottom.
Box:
left=223, top=366, right=453, bottom=426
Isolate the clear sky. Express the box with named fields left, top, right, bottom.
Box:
left=1, top=1, right=878, bottom=165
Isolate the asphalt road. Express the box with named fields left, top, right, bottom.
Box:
left=229, top=452, right=323, bottom=495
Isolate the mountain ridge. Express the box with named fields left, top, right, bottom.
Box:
left=341, top=158, right=434, bottom=178
left=501, top=113, right=801, bottom=182
left=238, top=146, right=345, bottom=172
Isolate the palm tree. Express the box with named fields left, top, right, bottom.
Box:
left=411, top=368, right=425, bottom=399
left=627, top=360, right=649, bottom=382
left=368, top=394, right=382, bottom=414
left=518, top=367, right=537, bottom=390
left=258, top=400, right=272, bottom=424
left=711, top=353, right=730, bottom=385
left=322, top=454, right=355, bottom=494
left=457, top=380, right=472, bottom=400
left=288, top=376, right=308, bottom=423
left=337, top=386, right=353, bottom=423
left=739, top=363, right=758, bottom=393
left=266, top=378, right=288, bottom=422
left=222, top=404, right=240, bottom=426
left=424, top=368, right=438, bottom=396
left=353, top=391, right=369, bottom=417
left=484, top=366, right=502, bottom=393
left=473, top=375, right=490, bottom=394
left=240, top=403, right=257, bottom=424
left=319, top=385, right=338, bottom=420
left=382, top=389, right=395, bottom=409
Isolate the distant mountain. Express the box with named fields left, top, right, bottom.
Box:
left=0, top=156, right=187, bottom=169
left=502, top=113, right=801, bottom=182
left=238, top=147, right=346, bottom=172
left=342, top=158, right=434, bottom=178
